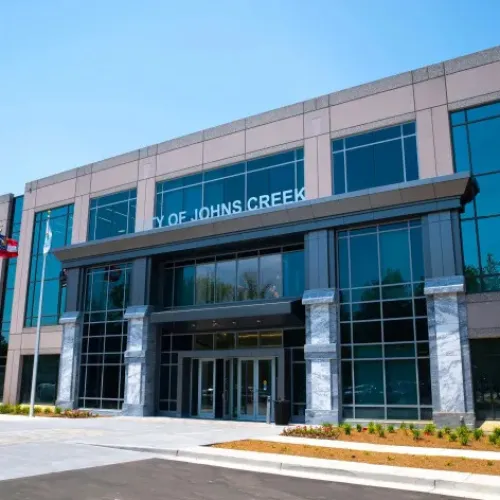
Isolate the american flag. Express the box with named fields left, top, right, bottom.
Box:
left=0, top=234, right=18, bottom=258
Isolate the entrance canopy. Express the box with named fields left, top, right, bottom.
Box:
left=151, top=298, right=304, bottom=333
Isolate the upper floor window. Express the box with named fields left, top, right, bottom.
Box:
left=88, top=189, right=136, bottom=241
left=155, top=149, right=304, bottom=228
left=451, top=101, right=500, bottom=292
left=163, top=245, right=304, bottom=308
left=332, top=123, right=418, bottom=195
left=24, top=205, right=73, bottom=327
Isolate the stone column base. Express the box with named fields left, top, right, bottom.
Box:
left=122, top=403, right=152, bottom=417
left=305, top=409, right=339, bottom=425
left=433, top=412, right=476, bottom=429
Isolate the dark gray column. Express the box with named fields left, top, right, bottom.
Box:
left=122, top=305, right=157, bottom=416
left=304, top=230, right=335, bottom=289
left=423, top=210, right=474, bottom=427
left=56, top=312, right=83, bottom=409
left=302, top=289, right=340, bottom=424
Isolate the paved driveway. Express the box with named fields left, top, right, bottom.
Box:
left=0, top=458, right=460, bottom=500
left=0, top=415, right=282, bottom=481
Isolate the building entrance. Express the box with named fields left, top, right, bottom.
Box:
left=196, top=357, right=276, bottom=421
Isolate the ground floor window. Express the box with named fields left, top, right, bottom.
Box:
left=338, top=220, right=432, bottom=420
left=78, top=263, right=131, bottom=410
left=0, top=357, right=6, bottom=401
left=471, top=338, right=500, bottom=420
left=19, top=355, right=59, bottom=404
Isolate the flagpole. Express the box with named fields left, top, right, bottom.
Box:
left=29, top=212, right=51, bottom=417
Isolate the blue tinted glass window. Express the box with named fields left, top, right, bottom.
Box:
left=402, top=122, right=416, bottom=135
left=283, top=250, right=304, bottom=297
left=332, top=139, right=344, bottom=152
left=466, top=102, right=500, bottom=122
left=452, top=102, right=500, bottom=292
left=333, top=153, right=346, bottom=195
left=174, top=266, right=195, bottom=306
left=404, top=136, right=419, bottom=181
left=0, top=195, right=23, bottom=361
left=336, top=123, right=417, bottom=194
left=80, top=263, right=130, bottom=410
left=468, top=118, right=500, bottom=175
left=25, top=205, right=73, bottom=327
left=339, top=221, right=429, bottom=420
left=155, top=148, right=304, bottom=226
left=451, top=110, right=466, bottom=126
left=88, top=189, right=136, bottom=241
left=475, top=172, right=500, bottom=217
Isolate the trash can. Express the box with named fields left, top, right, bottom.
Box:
left=274, top=399, right=291, bottom=425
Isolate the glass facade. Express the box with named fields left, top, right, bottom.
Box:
left=451, top=102, right=500, bottom=292
left=155, top=149, right=305, bottom=227
left=158, top=328, right=305, bottom=416
left=332, top=123, right=418, bottom=195
left=0, top=195, right=23, bottom=400
left=88, top=189, right=137, bottom=241
left=25, top=205, right=73, bottom=327
left=162, top=246, right=304, bottom=308
left=79, top=263, right=131, bottom=410
left=338, top=220, right=432, bottom=420
left=19, top=354, right=59, bottom=404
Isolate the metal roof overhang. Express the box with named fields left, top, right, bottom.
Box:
left=151, top=298, right=305, bottom=332
left=53, top=172, right=477, bottom=268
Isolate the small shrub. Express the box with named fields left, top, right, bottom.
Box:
left=457, top=425, right=470, bottom=438
left=408, top=423, right=415, bottom=431
left=459, top=433, right=469, bottom=446
left=399, top=422, right=407, bottom=431
left=61, top=409, right=96, bottom=419
left=374, top=423, right=382, bottom=432
left=494, top=427, right=500, bottom=439
left=34, top=406, right=42, bottom=415
left=443, top=426, right=451, bottom=435
left=487, top=461, right=494, bottom=466
left=342, top=423, right=352, bottom=436
left=412, top=429, right=421, bottom=441
left=378, top=427, right=386, bottom=438
left=423, top=423, right=436, bottom=435
left=367, top=422, right=376, bottom=434
left=437, top=430, right=444, bottom=438
left=448, top=432, right=458, bottom=442
left=488, top=433, right=498, bottom=445
left=356, top=424, right=363, bottom=433
left=43, top=407, right=52, bottom=415
left=0, top=404, right=14, bottom=414
left=14, top=404, right=22, bottom=415
left=387, top=424, right=395, bottom=433
left=473, top=428, right=484, bottom=441
left=321, top=422, right=333, bottom=429
left=54, top=407, right=62, bottom=415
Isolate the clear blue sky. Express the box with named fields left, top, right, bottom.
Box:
left=1, top=0, right=499, bottom=196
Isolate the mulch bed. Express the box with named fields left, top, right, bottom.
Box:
left=214, top=440, right=500, bottom=476
left=281, top=426, right=500, bottom=451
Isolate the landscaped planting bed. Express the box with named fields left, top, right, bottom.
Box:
left=0, top=404, right=96, bottom=418
left=281, top=422, right=500, bottom=451
left=214, top=440, right=500, bottom=475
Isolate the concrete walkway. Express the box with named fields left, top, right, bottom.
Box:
left=260, top=435, right=500, bottom=460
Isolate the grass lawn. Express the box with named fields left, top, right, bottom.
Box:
left=214, top=440, right=500, bottom=476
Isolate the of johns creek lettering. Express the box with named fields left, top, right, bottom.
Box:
left=153, top=187, right=306, bottom=228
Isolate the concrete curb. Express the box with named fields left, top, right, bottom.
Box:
left=85, top=443, right=500, bottom=499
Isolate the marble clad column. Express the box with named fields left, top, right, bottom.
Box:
left=56, top=311, right=83, bottom=409
left=122, top=305, right=156, bottom=416
left=424, top=276, right=475, bottom=428
left=302, top=288, right=340, bottom=424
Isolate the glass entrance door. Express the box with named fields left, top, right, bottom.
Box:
left=237, top=358, right=276, bottom=421
left=198, top=360, right=215, bottom=417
